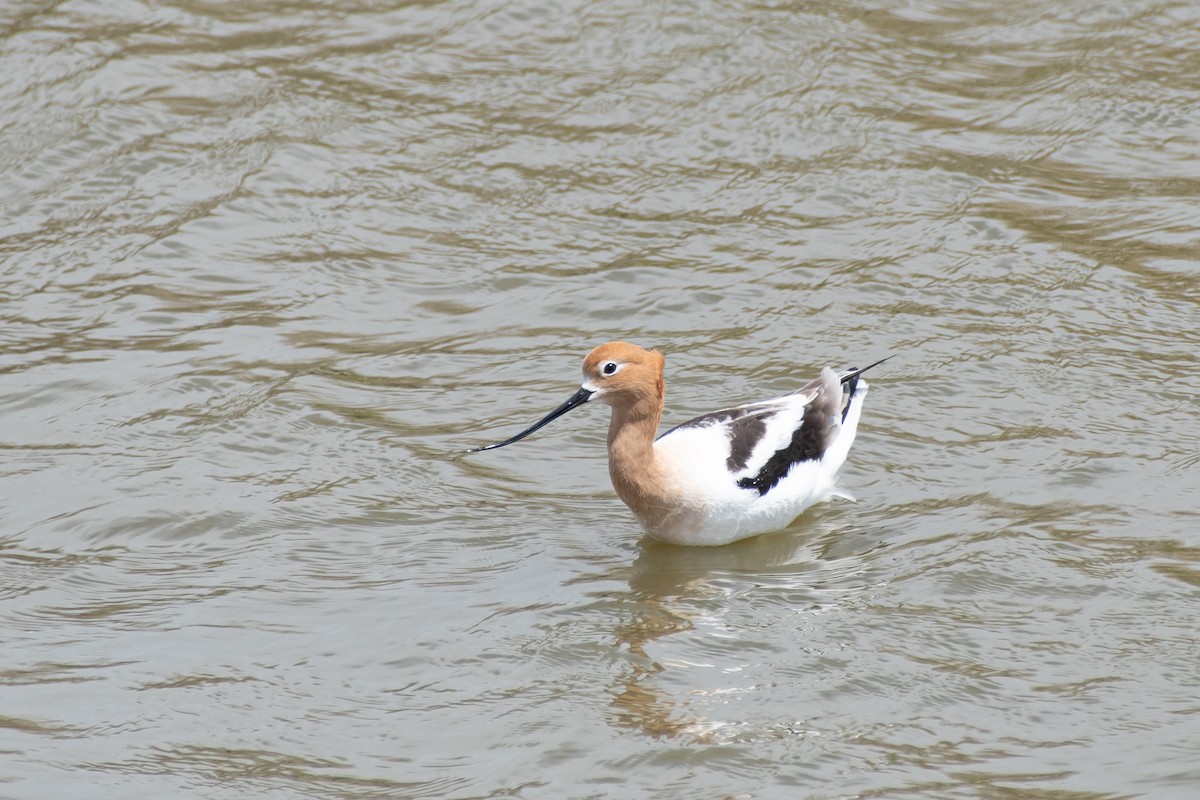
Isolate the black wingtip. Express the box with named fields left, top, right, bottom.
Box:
left=839, top=354, right=895, bottom=422
left=839, top=354, right=896, bottom=386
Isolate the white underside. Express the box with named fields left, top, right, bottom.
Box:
left=641, top=378, right=869, bottom=546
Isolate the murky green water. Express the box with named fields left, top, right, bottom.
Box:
left=3, top=0, right=1198, bottom=797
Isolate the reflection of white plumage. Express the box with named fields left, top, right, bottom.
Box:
left=474, top=342, right=889, bottom=546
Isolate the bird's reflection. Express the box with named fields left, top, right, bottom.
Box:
left=607, top=515, right=877, bottom=741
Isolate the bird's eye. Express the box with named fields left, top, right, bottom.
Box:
left=602, top=361, right=618, bottom=376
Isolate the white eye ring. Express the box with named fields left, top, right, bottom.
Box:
left=601, top=361, right=619, bottom=376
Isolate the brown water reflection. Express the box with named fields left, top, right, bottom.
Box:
left=609, top=522, right=888, bottom=743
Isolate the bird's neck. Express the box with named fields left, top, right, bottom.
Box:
left=606, top=392, right=670, bottom=519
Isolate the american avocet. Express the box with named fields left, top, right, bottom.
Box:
left=472, top=342, right=890, bottom=546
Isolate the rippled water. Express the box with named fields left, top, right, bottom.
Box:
left=3, top=0, right=1199, bottom=797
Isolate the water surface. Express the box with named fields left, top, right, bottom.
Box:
left=2, top=0, right=1199, bottom=797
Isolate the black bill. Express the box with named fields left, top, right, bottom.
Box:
left=470, top=386, right=594, bottom=452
